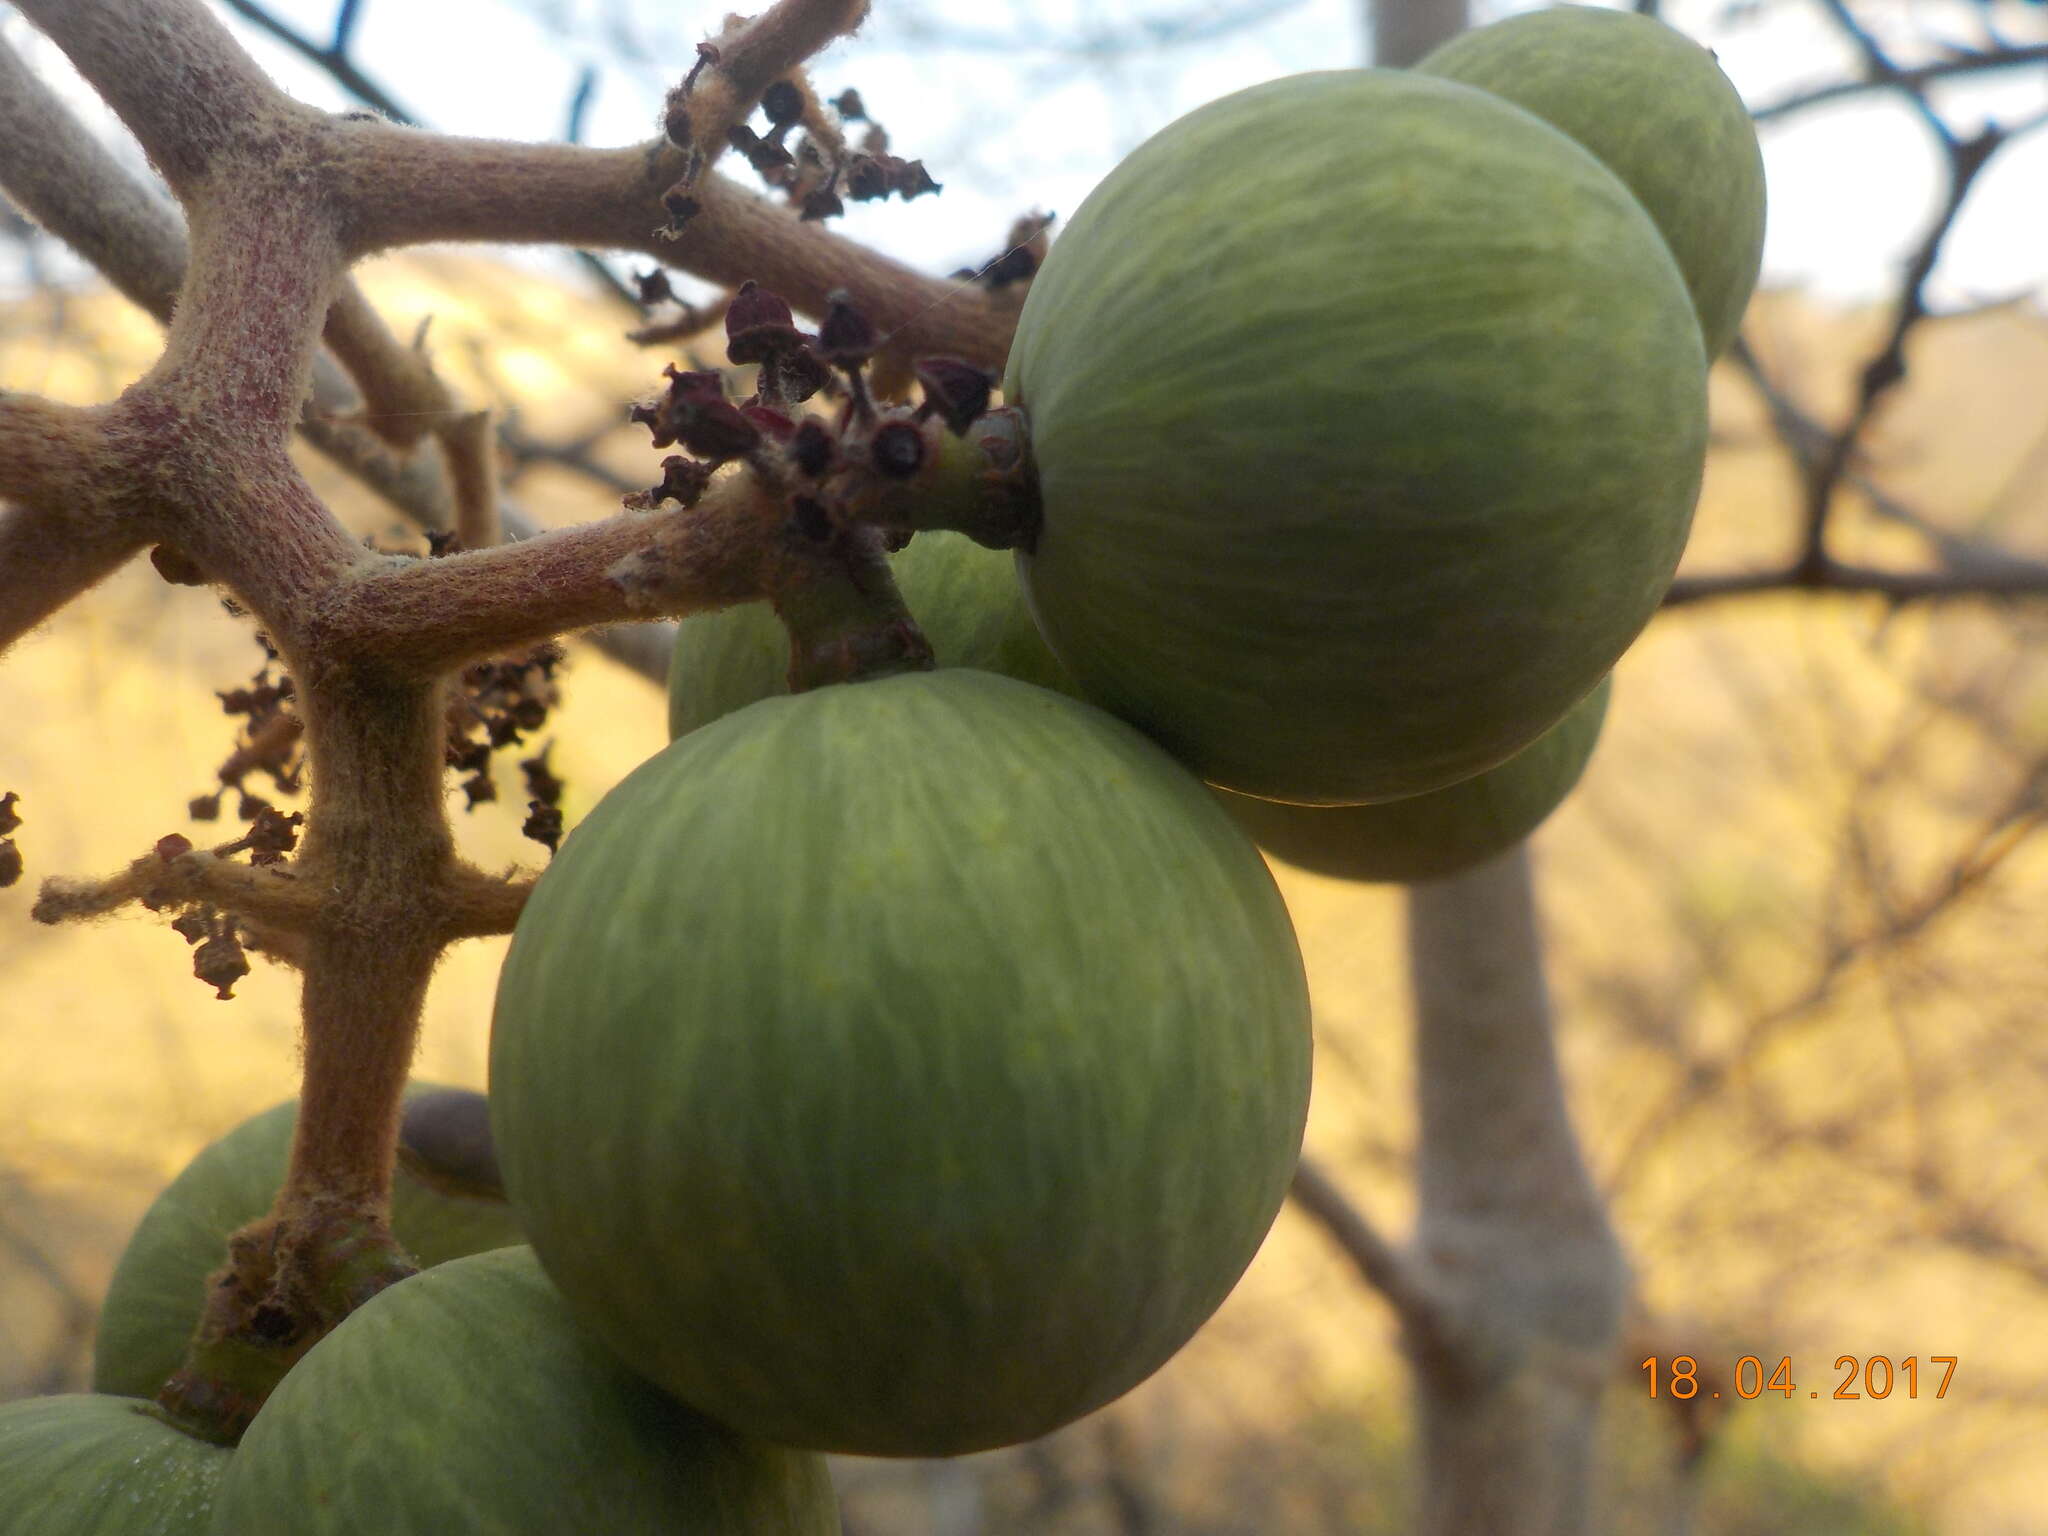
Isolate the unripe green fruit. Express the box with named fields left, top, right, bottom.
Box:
left=671, top=534, right=1606, bottom=882
left=1216, top=676, right=1611, bottom=883
left=1008, top=68, right=1704, bottom=805
left=0, top=1394, right=228, bottom=1536
left=211, top=1247, right=837, bottom=1534
left=668, top=530, right=1076, bottom=740
left=1416, top=5, right=1766, bottom=361
left=93, top=1086, right=522, bottom=1401
left=492, top=669, right=1312, bottom=1456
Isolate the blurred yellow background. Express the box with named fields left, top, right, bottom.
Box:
left=3, top=259, right=2045, bottom=1533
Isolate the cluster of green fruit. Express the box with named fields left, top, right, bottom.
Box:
left=1, top=9, right=1762, bottom=1530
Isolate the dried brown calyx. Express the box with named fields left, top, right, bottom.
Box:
left=444, top=642, right=566, bottom=853
left=952, top=210, right=1056, bottom=296
left=1, top=791, right=23, bottom=890
left=624, top=284, right=1030, bottom=554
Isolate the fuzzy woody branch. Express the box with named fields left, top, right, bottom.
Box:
left=663, top=0, right=871, bottom=186
left=0, top=0, right=1014, bottom=1443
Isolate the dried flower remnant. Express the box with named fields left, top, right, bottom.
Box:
left=521, top=744, right=565, bottom=812
left=445, top=644, right=565, bottom=813
left=912, top=358, right=995, bottom=437
left=191, top=652, right=305, bottom=824
left=636, top=268, right=677, bottom=308
left=726, top=279, right=830, bottom=405
left=522, top=800, right=565, bottom=855
left=178, top=907, right=253, bottom=1001
left=628, top=285, right=1024, bottom=557
left=953, top=211, right=1056, bottom=293
left=0, top=791, right=21, bottom=889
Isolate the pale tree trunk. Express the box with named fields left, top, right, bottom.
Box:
left=1381, top=0, right=1633, bottom=1513
left=1406, top=848, right=1629, bottom=1534
left=1368, top=0, right=1470, bottom=66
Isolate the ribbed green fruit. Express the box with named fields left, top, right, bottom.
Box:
left=211, top=1247, right=837, bottom=1535
left=1007, top=68, right=1705, bottom=805
left=93, top=1087, right=522, bottom=1401
left=1417, top=5, right=1766, bottom=360
left=1217, top=676, right=1611, bottom=883
left=671, top=533, right=1608, bottom=884
left=491, top=669, right=1312, bottom=1456
left=668, top=530, right=1076, bottom=740
left=0, top=1394, right=228, bottom=1536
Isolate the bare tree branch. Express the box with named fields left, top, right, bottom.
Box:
left=1753, top=43, right=2048, bottom=124
left=1288, top=1154, right=1441, bottom=1337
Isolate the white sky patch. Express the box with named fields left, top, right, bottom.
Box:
left=1, top=0, right=2044, bottom=307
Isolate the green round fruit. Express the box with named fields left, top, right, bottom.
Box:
left=1007, top=68, right=1704, bottom=805
left=93, top=1086, right=522, bottom=1401
left=1217, top=675, right=1611, bottom=882
left=669, top=530, right=1075, bottom=740
left=491, top=669, right=1312, bottom=1456
left=0, top=1394, right=228, bottom=1536
left=212, top=1247, right=837, bottom=1534
left=1417, top=5, right=1766, bottom=360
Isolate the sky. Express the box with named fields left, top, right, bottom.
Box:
left=2, top=0, right=2045, bottom=308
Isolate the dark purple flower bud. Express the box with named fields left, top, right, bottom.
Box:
left=679, top=398, right=763, bottom=460
left=664, top=366, right=728, bottom=404
left=912, top=358, right=993, bottom=436
left=762, top=80, right=804, bottom=128
left=869, top=421, right=925, bottom=479
left=770, top=345, right=832, bottom=404
left=652, top=455, right=714, bottom=507
left=662, top=190, right=701, bottom=229
left=726, top=279, right=794, bottom=337
left=725, top=280, right=809, bottom=366
left=817, top=292, right=877, bottom=368
left=741, top=404, right=796, bottom=440
left=790, top=494, right=835, bottom=542
left=892, top=159, right=941, bottom=200
left=729, top=124, right=795, bottom=175
left=844, top=155, right=889, bottom=203
left=628, top=399, right=670, bottom=446
left=789, top=418, right=836, bottom=478
left=984, top=246, right=1038, bottom=288
left=800, top=186, right=845, bottom=222
left=636, top=268, right=675, bottom=307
